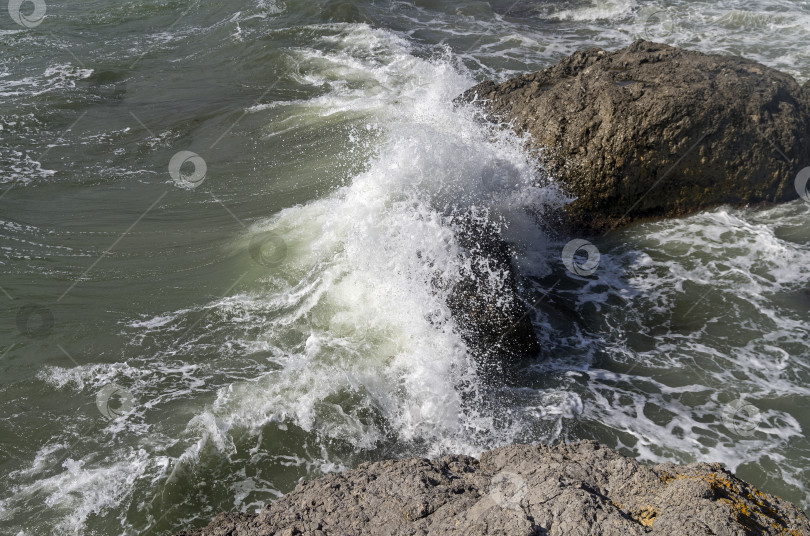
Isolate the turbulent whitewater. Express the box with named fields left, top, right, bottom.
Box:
left=1, top=1, right=809, bottom=535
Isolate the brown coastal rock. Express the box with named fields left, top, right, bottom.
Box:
left=460, top=40, right=810, bottom=231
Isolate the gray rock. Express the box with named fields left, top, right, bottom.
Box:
left=459, top=40, right=810, bottom=231
left=176, top=441, right=810, bottom=535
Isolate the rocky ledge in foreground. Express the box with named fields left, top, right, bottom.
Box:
left=460, top=40, right=810, bottom=231
left=177, top=441, right=809, bottom=536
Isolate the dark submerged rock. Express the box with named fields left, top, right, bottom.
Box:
left=177, top=441, right=810, bottom=535
left=460, top=40, right=810, bottom=231
left=444, top=212, right=540, bottom=360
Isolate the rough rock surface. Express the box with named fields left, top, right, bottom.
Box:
left=460, top=40, right=810, bottom=231
left=176, top=441, right=809, bottom=536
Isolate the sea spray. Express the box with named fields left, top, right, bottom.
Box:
left=189, top=23, right=567, bottom=463
left=4, top=2, right=810, bottom=534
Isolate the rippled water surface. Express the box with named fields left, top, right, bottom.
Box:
left=1, top=0, right=809, bottom=534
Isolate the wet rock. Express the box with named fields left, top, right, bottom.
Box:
left=804, top=79, right=810, bottom=110
left=176, top=440, right=810, bottom=536
left=443, top=212, right=540, bottom=360
left=459, top=40, right=810, bottom=231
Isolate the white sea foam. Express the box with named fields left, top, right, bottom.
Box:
left=174, top=22, right=564, bottom=465
left=7, top=4, right=810, bottom=534
left=162, top=18, right=810, bottom=509
left=1, top=446, right=158, bottom=536
left=563, top=203, right=810, bottom=509
left=552, top=0, right=639, bottom=21
left=3, top=22, right=567, bottom=534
